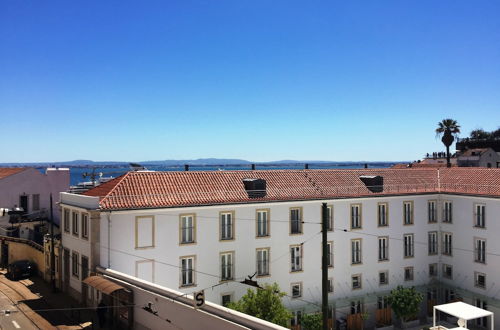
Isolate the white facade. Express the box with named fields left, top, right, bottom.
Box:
left=60, top=189, right=500, bottom=328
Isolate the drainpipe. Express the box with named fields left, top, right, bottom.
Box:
left=107, top=212, right=111, bottom=268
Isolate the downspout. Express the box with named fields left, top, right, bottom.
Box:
left=107, top=212, right=111, bottom=268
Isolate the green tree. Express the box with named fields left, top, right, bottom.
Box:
left=227, top=283, right=292, bottom=327
left=470, top=129, right=491, bottom=140
left=387, top=285, right=423, bottom=322
left=435, top=119, right=461, bottom=168
left=301, top=313, right=322, bottom=330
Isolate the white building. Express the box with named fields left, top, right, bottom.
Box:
left=60, top=168, right=500, bottom=329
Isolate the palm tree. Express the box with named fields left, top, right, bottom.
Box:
left=435, top=119, right=461, bottom=168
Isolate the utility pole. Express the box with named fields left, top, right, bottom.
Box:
left=50, top=194, right=56, bottom=292
left=321, top=202, right=328, bottom=330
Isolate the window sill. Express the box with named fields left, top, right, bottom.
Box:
left=180, top=284, right=196, bottom=289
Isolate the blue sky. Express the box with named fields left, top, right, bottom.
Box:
left=1, top=1, right=499, bottom=162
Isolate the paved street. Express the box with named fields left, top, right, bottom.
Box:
left=0, top=288, right=38, bottom=330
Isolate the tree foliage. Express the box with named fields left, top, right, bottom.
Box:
left=387, top=285, right=423, bottom=322
left=227, top=283, right=292, bottom=327
left=301, top=313, right=322, bottom=330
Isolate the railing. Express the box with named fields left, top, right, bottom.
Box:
left=0, top=234, right=44, bottom=252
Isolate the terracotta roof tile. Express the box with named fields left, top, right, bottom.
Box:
left=0, top=167, right=28, bottom=180
left=81, top=168, right=500, bottom=210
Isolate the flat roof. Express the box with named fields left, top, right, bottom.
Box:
left=435, top=302, right=493, bottom=320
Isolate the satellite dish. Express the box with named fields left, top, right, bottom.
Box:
left=458, top=318, right=466, bottom=328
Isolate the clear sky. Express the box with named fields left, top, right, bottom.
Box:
left=1, top=1, right=499, bottom=163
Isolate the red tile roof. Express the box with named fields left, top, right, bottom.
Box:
left=0, top=167, right=27, bottom=180
left=82, top=168, right=500, bottom=210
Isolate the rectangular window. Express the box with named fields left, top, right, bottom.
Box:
left=350, top=204, right=362, bottom=229
left=328, top=278, right=334, bottom=293
left=351, top=239, right=362, bottom=264
left=378, top=203, right=388, bottom=227
left=429, top=263, right=438, bottom=277
left=443, top=264, right=453, bottom=279
left=403, top=201, right=413, bottom=225
left=379, top=271, right=388, bottom=285
left=72, top=212, right=79, bottom=236
left=474, top=204, right=486, bottom=228
left=442, top=233, right=453, bottom=256
left=180, top=256, right=195, bottom=286
left=256, top=248, right=270, bottom=276
left=428, top=231, right=438, bottom=255
left=404, top=267, right=414, bottom=281
left=32, top=194, right=40, bottom=211
left=443, top=201, right=453, bottom=223
left=475, top=299, right=488, bottom=327
left=291, top=283, right=302, bottom=298
left=221, top=294, right=232, bottom=307
left=290, top=208, right=302, bottom=234
left=352, top=274, right=362, bottom=289
left=256, top=209, right=270, bottom=237
left=180, top=214, right=195, bottom=244
left=71, top=251, right=79, bottom=278
left=378, top=296, right=389, bottom=309
left=475, top=272, right=486, bottom=289
left=220, top=211, right=234, bottom=240
left=327, top=241, right=334, bottom=267
left=220, top=252, right=234, bottom=281
left=290, top=245, right=302, bottom=272
left=81, top=213, right=89, bottom=239
left=291, top=311, right=302, bottom=327
left=474, top=238, right=486, bottom=263
left=63, top=209, right=70, bottom=233
left=327, top=205, right=333, bottom=231
left=428, top=200, right=437, bottom=223
left=378, top=236, right=389, bottom=261
left=404, top=234, right=414, bottom=258
left=136, top=216, right=155, bottom=248
left=351, top=300, right=362, bottom=314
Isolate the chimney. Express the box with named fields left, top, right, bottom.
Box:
left=184, top=164, right=189, bottom=171
left=359, top=175, right=383, bottom=193
left=243, top=178, right=267, bottom=198
left=364, top=163, right=368, bottom=169
left=305, top=163, right=309, bottom=170
left=251, top=164, right=256, bottom=170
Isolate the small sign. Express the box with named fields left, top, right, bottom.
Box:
left=193, top=290, right=205, bottom=309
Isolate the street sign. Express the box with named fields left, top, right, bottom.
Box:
left=193, top=290, right=205, bottom=309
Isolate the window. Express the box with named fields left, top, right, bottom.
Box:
left=443, top=264, right=453, bottom=279
left=328, top=278, right=334, bottom=293
left=378, top=296, right=389, bottom=309
left=378, top=236, right=389, bottom=261
left=379, top=271, right=388, bottom=285
left=220, top=211, right=234, bottom=240
left=291, top=311, right=302, bottom=327
left=72, top=212, right=79, bottom=236
left=442, top=233, right=452, bottom=256
left=71, top=251, right=79, bottom=278
left=81, top=213, right=89, bottom=239
left=327, top=241, right=334, bottom=267
left=428, top=231, right=438, bottom=255
left=352, top=274, right=362, bottom=289
left=290, top=208, right=302, bottom=234
left=474, top=238, right=486, bottom=263
left=290, top=245, right=302, bottom=272
left=428, top=200, right=437, bottom=223
left=350, top=204, right=362, bottom=229
left=180, top=214, right=195, bottom=244
left=256, top=209, right=270, bottom=237
left=475, top=272, right=486, bottom=289
left=403, top=201, right=413, bottom=225
left=351, top=239, right=362, bottom=264
left=404, top=267, right=414, bottom=281
left=291, top=283, right=302, bottom=298
left=136, top=216, right=155, bottom=249
left=404, top=234, right=414, bottom=258
left=474, top=204, right=486, bottom=228
left=351, top=300, right=362, bottom=314
left=63, top=209, right=70, bottom=233
left=256, top=248, right=270, bottom=276
left=443, top=201, right=453, bottom=223
left=220, top=252, right=234, bottom=281
left=221, top=294, right=232, bottom=307
left=378, top=203, right=388, bottom=227
left=180, top=256, right=195, bottom=286
left=327, top=205, right=333, bottom=231
left=475, top=299, right=488, bottom=327
left=429, top=263, right=437, bottom=277
left=32, top=194, right=40, bottom=211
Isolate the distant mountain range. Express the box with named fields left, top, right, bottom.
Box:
left=0, top=159, right=403, bottom=167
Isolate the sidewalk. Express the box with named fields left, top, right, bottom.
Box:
left=0, top=270, right=96, bottom=329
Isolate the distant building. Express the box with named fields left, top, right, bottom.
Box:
left=457, top=147, right=500, bottom=168
left=59, top=168, right=500, bottom=329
